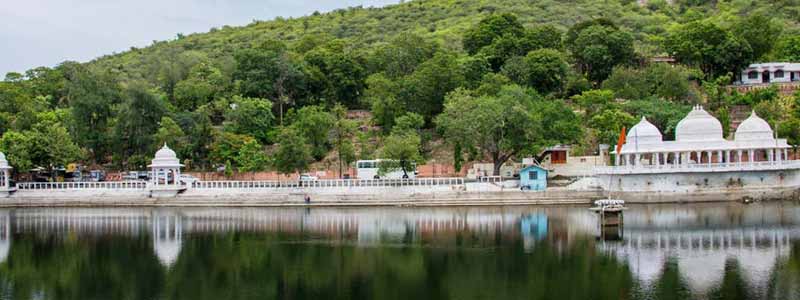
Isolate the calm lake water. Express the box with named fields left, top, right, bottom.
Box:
left=0, top=202, right=798, bottom=300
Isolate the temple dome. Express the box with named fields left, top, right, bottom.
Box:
left=0, top=152, right=9, bottom=169
left=149, top=144, right=182, bottom=168
left=675, top=106, right=724, bottom=142
left=735, top=111, right=773, bottom=141
left=626, top=117, right=663, bottom=145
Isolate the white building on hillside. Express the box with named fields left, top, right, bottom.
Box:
left=740, top=62, right=800, bottom=85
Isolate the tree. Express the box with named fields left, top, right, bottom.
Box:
left=153, top=117, right=187, bottom=158
left=113, top=83, right=167, bottom=162
left=588, top=108, right=636, bottom=146
left=233, top=41, right=306, bottom=125
left=64, top=64, right=118, bottom=162
left=566, top=19, right=635, bottom=83
left=379, top=131, right=423, bottom=178
left=288, top=105, right=335, bottom=160
left=573, top=89, right=616, bottom=117
left=304, top=40, right=367, bottom=107
left=235, top=140, right=269, bottom=173
left=364, top=73, right=402, bottom=130
left=369, top=33, right=439, bottom=78
left=399, top=51, right=465, bottom=122
left=437, top=85, right=580, bottom=175
left=602, top=67, right=649, bottom=100
left=174, top=62, right=226, bottom=111
left=186, top=111, right=216, bottom=170
left=732, top=13, right=782, bottom=61
left=664, top=20, right=753, bottom=79
left=0, top=116, right=82, bottom=177
left=273, top=127, right=312, bottom=174
left=210, top=132, right=253, bottom=167
left=463, top=13, right=525, bottom=55
left=778, top=118, right=800, bottom=151
left=522, top=25, right=562, bottom=50
left=331, top=104, right=357, bottom=178
left=521, top=49, right=568, bottom=95
left=223, top=96, right=275, bottom=144
left=774, top=35, right=800, bottom=61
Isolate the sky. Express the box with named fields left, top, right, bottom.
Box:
left=0, top=0, right=399, bottom=76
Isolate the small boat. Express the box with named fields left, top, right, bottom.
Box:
left=589, top=199, right=627, bottom=212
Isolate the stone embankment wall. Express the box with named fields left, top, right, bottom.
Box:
left=1, top=181, right=603, bottom=207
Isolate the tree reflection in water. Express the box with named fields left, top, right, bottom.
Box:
left=0, top=203, right=796, bottom=300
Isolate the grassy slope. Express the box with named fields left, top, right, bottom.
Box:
left=89, top=0, right=800, bottom=81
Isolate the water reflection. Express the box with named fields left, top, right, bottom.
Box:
left=0, top=203, right=798, bottom=299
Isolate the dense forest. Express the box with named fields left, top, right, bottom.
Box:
left=3, top=0, right=800, bottom=176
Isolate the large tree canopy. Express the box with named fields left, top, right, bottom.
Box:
left=664, top=20, right=753, bottom=79
left=566, top=19, right=635, bottom=83
left=437, top=85, right=580, bottom=175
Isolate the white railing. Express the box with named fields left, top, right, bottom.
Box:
left=596, top=160, right=800, bottom=175
left=16, top=181, right=148, bottom=190
left=191, top=177, right=465, bottom=189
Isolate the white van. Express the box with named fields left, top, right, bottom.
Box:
left=356, top=160, right=418, bottom=179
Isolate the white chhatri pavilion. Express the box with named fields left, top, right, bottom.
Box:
left=612, top=106, right=792, bottom=170
left=0, top=153, right=14, bottom=196
left=148, top=144, right=184, bottom=196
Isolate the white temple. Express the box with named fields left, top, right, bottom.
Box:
left=0, top=152, right=14, bottom=197
left=596, top=106, right=800, bottom=198
left=148, top=144, right=185, bottom=197
left=615, top=106, right=790, bottom=168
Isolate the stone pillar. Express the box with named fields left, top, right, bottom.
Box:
left=737, top=150, right=743, bottom=165
left=706, top=151, right=712, bottom=167
left=768, top=148, right=774, bottom=163
left=3, top=169, right=8, bottom=190
left=634, top=154, right=641, bottom=167
left=717, top=151, right=723, bottom=163
left=749, top=150, right=755, bottom=165
left=726, top=151, right=731, bottom=165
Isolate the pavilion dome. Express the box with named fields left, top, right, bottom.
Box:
left=675, top=105, right=724, bottom=142
left=0, top=152, right=9, bottom=169
left=149, top=144, right=182, bottom=168
left=626, top=117, right=663, bottom=145
left=735, top=111, right=773, bottom=141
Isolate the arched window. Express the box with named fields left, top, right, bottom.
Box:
left=748, top=71, right=759, bottom=79
left=775, top=69, right=785, bottom=78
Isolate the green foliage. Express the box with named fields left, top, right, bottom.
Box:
left=113, top=83, right=167, bottom=161
left=506, top=49, right=568, bottom=95
left=63, top=64, right=118, bottom=161
left=664, top=20, right=753, bottom=79
left=566, top=19, right=635, bottom=83
left=210, top=132, right=253, bottom=167
left=603, top=63, right=698, bottom=102
left=369, top=33, right=439, bottom=79
left=589, top=109, right=636, bottom=147
left=0, top=117, right=83, bottom=173
left=304, top=40, right=367, bottom=107
left=622, top=98, right=692, bottom=138
left=437, top=85, right=580, bottom=175
left=778, top=118, right=800, bottom=149
left=288, top=105, right=335, bottom=160
left=223, top=96, right=275, bottom=143
left=774, top=35, right=800, bottom=61
left=732, top=13, right=782, bottom=61
left=574, top=89, right=615, bottom=117
left=273, top=126, right=313, bottom=174
left=331, top=104, right=357, bottom=177
left=235, top=140, right=269, bottom=173
left=379, top=130, right=424, bottom=177
left=153, top=117, right=187, bottom=157
left=399, top=51, right=466, bottom=122
left=174, top=62, right=226, bottom=111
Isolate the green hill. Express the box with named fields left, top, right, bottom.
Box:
left=2, top=0, right=800, bottom=175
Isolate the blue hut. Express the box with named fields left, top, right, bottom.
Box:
left=519, top=165, right=547, bottom=191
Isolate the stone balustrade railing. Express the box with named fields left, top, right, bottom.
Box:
left=595, top=160, right=800, bottom=175
left=191, top=177, right=465, bottom=189
left=17, top=181, right=148, bottom=190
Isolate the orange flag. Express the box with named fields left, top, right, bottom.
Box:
left=616, top=126, right=626, bottom=155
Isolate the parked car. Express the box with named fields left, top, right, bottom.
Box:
left=179, top=174, right=199, bottom=185
left=299, top=174, right=319, bottom=181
